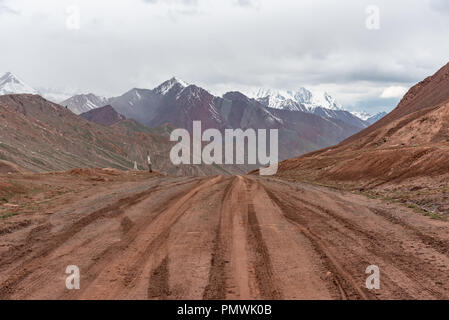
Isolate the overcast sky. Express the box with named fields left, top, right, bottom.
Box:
left=1, top=0, right=448, bottom=113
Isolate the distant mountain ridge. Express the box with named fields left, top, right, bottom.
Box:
left=107, top=78, right=367, bottom=160
left=249, top=87, right=370, bottom=129
left=1, top=72, right=387, bottom=128
left=60, top=93, right=109, bottom=115
left=1, top=72, right=388, bottom=161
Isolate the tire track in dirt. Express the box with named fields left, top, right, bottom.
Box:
left=71, top=177, right=222, bottom=298
left=259, top=178, right=449, bottom=299
left=370, top=208, right=449, bottom=256
left=202, top=178, right=235, bottom=300
left=0, top=177, right=205, bottom=299
left=68, top=176, right=221, bottom=299
left=121, top=177, right=228, bottom=298
left=260, top=178, right=449, bottom=299
left=244, top=178, right=283, bottom=300
left=261, top=184, right=368, bottom=300
left=203, top=176, right=281, bottom=300
left=147, top=256, right=170, bottom=299
left=290, top=194, right=447, bottom=299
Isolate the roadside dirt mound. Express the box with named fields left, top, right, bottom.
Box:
left=98, top=168, right=122, bottom=175
left=68, top=168, right=98, bottom=176
left=0, top=177, right=25, bottom=196
left=67, top=168, right=125, bottom=182
left=0, top=179, right=13, bottom=192
left=0, top=160, right=28, bottom=174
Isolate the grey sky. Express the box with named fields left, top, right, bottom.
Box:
left=0, top=0, right=448, bottom=113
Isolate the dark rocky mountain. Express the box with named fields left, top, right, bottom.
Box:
left=80, top=105, right=125, bottom=126
left=109, top=78, right=366, bottom=160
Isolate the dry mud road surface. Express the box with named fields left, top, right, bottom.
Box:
left=1, top=175, right=449, bottom=300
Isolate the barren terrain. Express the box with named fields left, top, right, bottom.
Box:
left=1, top=171, right=448, bottom=300
left=273, top=63, right=449, bottom=217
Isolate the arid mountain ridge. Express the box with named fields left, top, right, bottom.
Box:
left=0, top=74, right=379, bottom=175
left=274, top=62, right=449, bottom=214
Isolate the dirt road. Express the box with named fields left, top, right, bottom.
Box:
left=1, top=175, right=448, bottom=299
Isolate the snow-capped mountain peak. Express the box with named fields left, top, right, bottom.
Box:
left=249, top=88, right=304, bottom=112
left=154, top=77, right=189, bottom=95
left=351, top=111, right=372, bottom=121
left=0, top=72, right=38, bottom=95
left=250, top=87, right=343, bottom=112
left=60, top=93, right=109, bottom=115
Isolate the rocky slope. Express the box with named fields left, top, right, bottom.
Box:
left=274, top=62, right=449, bottom=215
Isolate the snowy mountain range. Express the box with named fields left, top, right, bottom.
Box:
left=105, top=78, right=367, bottom=160
left=0, top=72, right=38, bottom=95
left=249, top=87, right=369, bottom=128
left=250, top=87, right=342, bottom=112
left=351, top=111, right=387, bottom=124
left=0, top=71, right=387, bottom=127
left=0, top=72, right=391, bottom=161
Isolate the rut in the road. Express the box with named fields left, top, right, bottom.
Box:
left=147, top=256, right=170, bottom=299
left=259, top=177, right=449, bottom=300
left=0, top=177, right=205, bottom=299
left=261, top=184, right=370, bottom=300
left=72, top=176, right=222, bottom=299
left=203, top=177, right=282, bottom=300
left=202, top=179, right=234, bottom=300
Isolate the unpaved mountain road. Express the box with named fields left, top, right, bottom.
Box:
left=1, top=175, right=449, bottom=300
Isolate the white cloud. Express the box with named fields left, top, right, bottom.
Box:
left=0, top=0, right=448, bottom=113
left=380, top=86, right=409, bottom=99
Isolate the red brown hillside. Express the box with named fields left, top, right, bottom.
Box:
left=274, top=62, right=449, bottom=214
left=342, top=61, right=449, bottom=149
left=0, top=94, right=246, bottom=176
